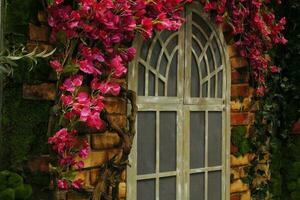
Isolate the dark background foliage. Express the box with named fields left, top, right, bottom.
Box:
left=0, top=0, right=53, bottom=199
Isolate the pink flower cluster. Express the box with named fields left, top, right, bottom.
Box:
left=202, top=0, right=287, bottom=95
left=48, top=128, right=89, bottom=189
left=47, top=0, right=189, bottom=190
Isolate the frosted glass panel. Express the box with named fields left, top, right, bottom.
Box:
left=159, top=53, right=168, bottom=76
left=207, top=47, right=214, bottom=73
left=210, top=75, right=216, bottom=98
left=191, top=53, right=200, bottom=97
left=137, top=112, right=156, bottom=175
left=166, top=35, right=178, bottom=55
left=160, top=112, right=177, bottom=172
left=150, top=41, right=161, bottom=68
left=202, top=82, right=208, bottom=98
left=160, top=177, right=176, bottom=200
left=208, top=171, right=221, bottom=200
left=208, top=112, right=222, bottom=166
left=167, top=53, right=178, bottom=96
left=149, top=71, right=155, bottom=96
left=158, top=79, right=165, bottom=96
left=192, top=25, right=207, bottom=46
left=217, top=70, right=223, bottom=98
left=192, top=38, right=201, bottom=56
left=138, top=64, right=145, bottom=96
left=190, top=112, right=205, bottom=169
left=192, top=12, right=212, bottom=36
left=140, top=40, right=151, bottom=60
left=137, top=179, right=155, bottom=200
left=200, top=59, right=207, bottom=78
left=212, top=37, right=222, bottom=68
left=190, top=173, right=205, bottom=200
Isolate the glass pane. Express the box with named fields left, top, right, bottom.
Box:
left=158, top=79, right=165, bottom=96
left=149, top=71, right=155, bottom=96
left=208, top=171, right=221, bottom=200
left=192, top=12, right=212, bottom=36
left=150, top=40, right=162, bottom=69
left=202, top=82, right=208, bottom=98
left=192, top=25, right=207, bottom=46
left=210, top=75, right=216, bottom=98
left=160, top=30, right=173, bottom=42
left=160, top=176, right=176, bottom=200
left=140, top=40, right=151, bottom=61
left=191, top=53, right=200, bottom=97
left=137, top=179, right=155, bottom=200
left=166, top=35, right=178, bottom=55
left=192, top=38, right=202, bottom=56
left=207, top=47, right=214, bottom=73
left=217, top=70, right=223, bottom=98
left=208, top=112, right=222, bottom=166
left=190, top=112, right=205, bottom=169
left=200, top=59, right=208, bottom=79
left=137, top=112, right=156, bottom=175
left=138, top=63, right=145, bottom=96
left=160, top=112, right=177, bottom=172
left=190, top=173, right=204, bottom=200
left=212, top=37, right=222, bottom=68
left=167, top=52, right=178, bottom=96
left=159, top=53, right=168, bottom=76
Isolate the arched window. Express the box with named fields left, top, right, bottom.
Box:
left=127, top=2, right=230, bottom=200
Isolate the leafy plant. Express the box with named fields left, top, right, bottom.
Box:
left=0, top=45, right=55, bottom=78
left=0, top=170, right=32, bottom=200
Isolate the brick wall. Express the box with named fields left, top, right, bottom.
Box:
left=23, top=12, right=269, bottom=200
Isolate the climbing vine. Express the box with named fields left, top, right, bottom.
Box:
left=45, top=0, right=287, bottom=198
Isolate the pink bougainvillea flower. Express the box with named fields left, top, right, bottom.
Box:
left=270, top=65, right=281, bottom=73
left=110, top=56, right=127, bottom=78
left=50, top=60, right=63, bottom=73
left=60, top=75, right=83, bottom=92
left=58, top=179, right=69, bottom=190
left=71, top=179, right=84, bottom=189
left=79, top=141, right=90, bottom=159
left=79, top=59, right=95, bottom=74
left=75, top=161, right=85, bottom=169
left=61, top=94, right=73, bottom=106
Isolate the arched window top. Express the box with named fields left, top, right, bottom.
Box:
left=129, top=1, right=229, bottom=105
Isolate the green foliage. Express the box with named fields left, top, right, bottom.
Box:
left=0, top=46, right=55, bottom=78
left=231, top=126, right=251, bottom=156
left=0, top=171, right=31, bottom=200
left=0, top=188, right=15, bottom=200
left=14, top=185, right=32, bottom=200
left=4, top=0, right=42, bottom=44
left=0, top=84, right=52, bottom=169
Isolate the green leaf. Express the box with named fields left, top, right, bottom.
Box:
left=63, top=63, right=79, bottom=75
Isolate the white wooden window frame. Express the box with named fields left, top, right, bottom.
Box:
left=127, top=2, right=231, bottom=200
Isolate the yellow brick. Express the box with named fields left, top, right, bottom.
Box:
left=91, top=132, right=121, bottom=150
left=104, top=97, right=127, bottom=114
left=230, top=179, right=249, bottom=193
left=107, top=114, right=127, bottom=129
left=231, top=57, right=248, bottom=69
left=83, top=151, right=107, bottom=168
left=231, top=154, right=254, bottom=167
left=241, top=190, right=251, bottom=200
left=231, top=167, right=246, bottom=180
